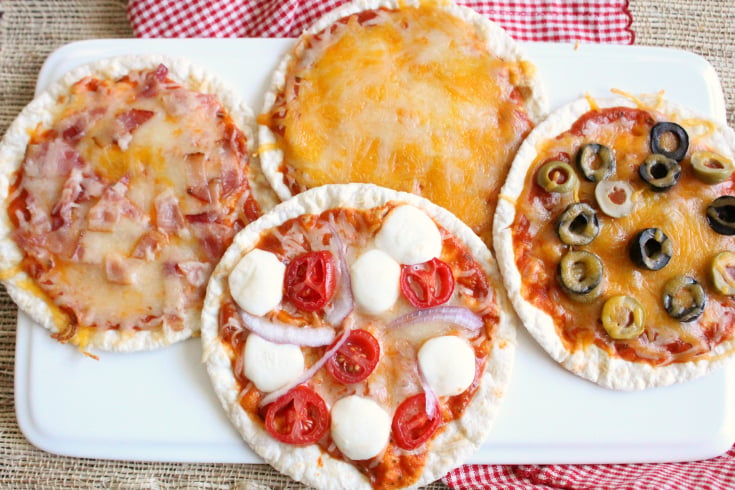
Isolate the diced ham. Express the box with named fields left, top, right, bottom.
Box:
left=190, top=222, right=233, bottom=261
left=175, top=261, right=211, bottom=287
left=23, top=140, right=82, bottom=178
left=154, top=189, right=185, bottom=233
left=51, top=167, right=85, bottom=229
left=104, top=253, right=142, bottom=285
left=185, top=152, right=211, bottom=202
left=131, top=230, right=168, bottom=261
left=138, top=64, right=169, bottom=98
left=87, top=180, right=144, bottom=232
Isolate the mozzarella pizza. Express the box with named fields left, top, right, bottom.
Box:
left=201, top=183, right=516, bottom=489
left=493, top=93, right=735, bottom=390
left=258, top=0, right=547, bottom=244
left=0, top=55, right=276, bottom=351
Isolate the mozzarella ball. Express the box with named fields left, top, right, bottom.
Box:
left=418, top=335, right=476, bottom=397
left=350, top=249, right=400, bottom=315
left=374, top=205, right=442, bottom=265
left=229, top=248, right=285, bottom=316
left=243, top=333, right=304, bottom=393
left=331, top=395, right=391, bottom=460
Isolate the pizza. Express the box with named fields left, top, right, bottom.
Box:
left=493, top=92, right=735, bottom=390
left=0, top=55, right=276, bottom=352
left=258, top=0, right=547, bottom=244
left=201, top=183, right=516, bottom=489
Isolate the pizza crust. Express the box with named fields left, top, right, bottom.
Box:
left=201, top=183, right=517, bottom=489
left=0, top=54, right=277, bottom=352
left=258, top=0, right=548, bottom=202
left=493, top=93, right=735, bottom=390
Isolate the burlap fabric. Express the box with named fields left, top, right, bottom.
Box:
left=0, top=1, right=733, bottom=488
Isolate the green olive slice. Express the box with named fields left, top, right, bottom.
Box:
left=557, top=202, right=600, bottom=246
left=662, top=275, right=706, bottom=323
left=639, top=154, right=681, bottom=192
left=601, top=295, right=645, bottom=340
left=557, top=250, right=604, bottom=302
left=536, top=160, right=578, bottom=193
left=576, top=143, right=616, bottom=182
left=711, top=251, right=735, bottom=295
left=691, top=151, right=735, bottom=184
left=595, top=180, right=634, bottom=218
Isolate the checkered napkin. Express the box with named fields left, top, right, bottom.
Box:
left=125, top=1, right=735, bottom=489
left=127, top=0, right=634, bottom=43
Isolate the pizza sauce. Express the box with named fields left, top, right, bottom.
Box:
left=7, top=64, right=262, bottom=348
left=511, top=102, right=735, bottom=366
left=259, top=3, right=538, bottom=243
left=217, top=203, right=498, bottom=489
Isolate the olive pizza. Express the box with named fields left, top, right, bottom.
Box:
left=201, top=183, right=516, bottom=489
left=493, top=93, right=735, bottom=390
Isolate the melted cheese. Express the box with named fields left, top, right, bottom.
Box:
left=350, top=249, right=401, bottom=315
left=374, top=204, right=442, bottom=265
left=330, top=395, right=391, bottom=461
left=229, top=249, right=285, bottom=316
left=268, top=6, right=534, bottom=242
left=243, top=333, right=305, bottom=392
left=12, top=66, right=256, bottom=340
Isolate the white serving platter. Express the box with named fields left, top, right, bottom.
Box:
left=13, top=38, right=735, bottom=466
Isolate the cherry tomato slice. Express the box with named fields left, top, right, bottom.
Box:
left=392, top=393, right=442, bottom=450
left=400, top=258, right=455, bottom=308
left=284, top=250, right=337, bottom=312
left=327, top=329, right=380, bottom=384
left=264, top=385, right=329, bottom=445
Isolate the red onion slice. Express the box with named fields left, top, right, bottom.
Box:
left=239, top=309, right=336, bottom=347
left=388, top=306, right=483, bottom=332
left=324, top=223, right=354, bottom=327
left=259, top=315, right=355, bottom=407
left=418, top=367, right=439, bottom=420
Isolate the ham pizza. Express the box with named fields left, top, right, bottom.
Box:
left=258, top=0, right=547, bottom=244
left=0, top=55, right=276, bottom=352
left=201, top=183, right=516, bottom=489
left=494, top=92, right=735, bottom=390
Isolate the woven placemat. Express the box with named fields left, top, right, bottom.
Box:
left=0, top=1, right=734, bottom=489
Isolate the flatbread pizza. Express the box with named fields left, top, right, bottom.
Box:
left=0, top=55, right=276, bottom=352
left=258, top=0, right=547, bottom=244
left=494, top=92, right=735, bottom=390
left=201, top=183, right=516, bottom=489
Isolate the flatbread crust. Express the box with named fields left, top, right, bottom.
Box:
left=258, top=0, right=547, bottom=244
left=494, top=93, right=735, bottom=390
left=0, top=55, right=276, bottom=352
left=202, top=183, right=517, bottom=489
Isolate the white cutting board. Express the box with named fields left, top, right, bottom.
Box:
left=13, top=38, right=735, bottom=465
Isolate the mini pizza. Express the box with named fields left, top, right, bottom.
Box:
left=494, top=92, right=735, bottom=390
left=0, top=55, right=276, bottom=351
left=258, top=0, right=547, bottom=244
left=201, top=183, right=516, bottom=489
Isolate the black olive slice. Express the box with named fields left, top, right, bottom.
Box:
left=629, top=228, right=672, bottom=271
left=650, top=122, right=689, bottom=161
left=576, top=143, right=615, bottom=182
left=706, top=196, right=735, bottom=235
left=639, top=154, right=681, bottom=191
left=662, top=275, right=706, bottom=322
left=557, top=250, right=604, bottom=302
left=557, top=202, right=600, bottom=246
left=536, top=160, right=578, bottom=193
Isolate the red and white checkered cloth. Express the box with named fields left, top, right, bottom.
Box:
left=125, top=1, right=735, bottom=489
left=127, top=0, right=635, bottom=43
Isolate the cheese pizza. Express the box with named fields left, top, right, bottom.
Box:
left=201, top=183, right=516, bottom=489
left=0, top=55, right=276, bottom=351
left=494, top=93, right=735, bottom=390
left=258, top=0, right=547, bottom=244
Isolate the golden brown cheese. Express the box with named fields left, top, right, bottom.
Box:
left=262, top=5, right=535, bottom=243
left=512, top=106, right=735, bottom=365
